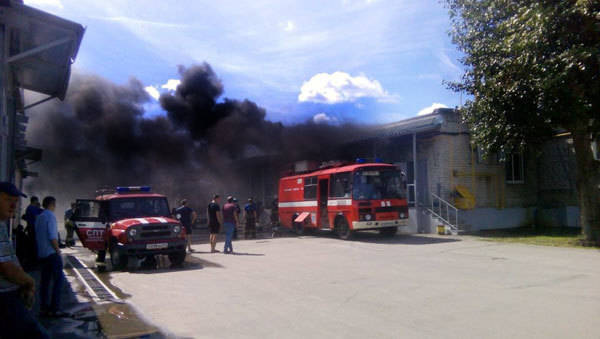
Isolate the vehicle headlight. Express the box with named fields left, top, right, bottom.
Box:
left=400, top=213, right=405, bottom=218
left=128, top=228, right=137, bottom=237
left=173, top=225, right=181, bottom=233
left=365, top=214, right=372, bottom=221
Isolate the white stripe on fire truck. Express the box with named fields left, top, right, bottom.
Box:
left=154, top=217, right=168, bottom=223
left=327, top=199, right=352, bottom=206
left=278, top=201, right=318, bottom=208
left=136, top=218, right=149, bottom=224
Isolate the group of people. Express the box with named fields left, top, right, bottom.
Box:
left=174, top=194, right=260, bottom=254
left=0, top=182, right=68, bottom=338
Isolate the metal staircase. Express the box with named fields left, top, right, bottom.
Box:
left=428, top=193, right=465, bottom=234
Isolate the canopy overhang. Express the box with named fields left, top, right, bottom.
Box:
left=1, top=1, right=84, bottom=100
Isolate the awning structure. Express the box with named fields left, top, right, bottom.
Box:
left=0, top=0, right=84, bottom=182
left=1, top=1, right=85, bottom=100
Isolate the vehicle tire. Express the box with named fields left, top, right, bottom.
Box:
left=109, top=242, right=128, bottom=271
left=379, top=227, right=398, bottom=237
left=168, top=251, right=186, bottom=267
left=335, top=217, right=353, bottom=240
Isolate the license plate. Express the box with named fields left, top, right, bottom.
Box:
left=146, top=243, right=168, bottom=250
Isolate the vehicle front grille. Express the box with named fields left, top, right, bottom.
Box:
left=375, top=206, right=402, bottom=213
left=142, top=225, right=170, bottom=231
left=138, top=224, right=174, bottom=240
left=140, top=231, right=171, bottom=238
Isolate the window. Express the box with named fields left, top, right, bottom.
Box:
left=330, top=172, right=352, bottom=198
left=505, top=153, right=525, bottom=184
left=475, top=145, right=484, bottom=164
left=303, top=176, right=318, bottom=200
left=108, top=198, right=170, bottom=219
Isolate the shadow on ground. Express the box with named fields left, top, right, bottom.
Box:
left=475, top=226, right=581, bottom=238
left=125, top=254, right=214, bottom=274
left=27, top=259, right=166, bottom=338
left=329, top=232, right=461, bottom=245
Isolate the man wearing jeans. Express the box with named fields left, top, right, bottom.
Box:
left=222, top=196, right=239, bottom=254
left=0, top=182, right=49, bottom=338
left=35, top=196, right=67, bottom=317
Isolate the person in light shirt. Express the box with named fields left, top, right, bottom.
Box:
left=0, top=182, right=49, bottom=338
left=35, top=196, right=68, bottom=317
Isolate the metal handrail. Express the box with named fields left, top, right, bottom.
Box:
left=430, top=193, right=459, bottom=230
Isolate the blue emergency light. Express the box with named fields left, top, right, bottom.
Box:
left=374, top=158, right=383, bottom=163
left=356, top=158, right=366, bottom=164
left=116, top=186, right=151, bottom=193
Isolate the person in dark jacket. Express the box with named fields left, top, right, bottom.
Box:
left=175, top=199, right=197, bottom=253
left=244, top=198, right=258, bottom=239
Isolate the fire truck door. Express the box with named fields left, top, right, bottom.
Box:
left=318, top=179, right=329, bottom=227
left=71, top=199, right=106, bottom=251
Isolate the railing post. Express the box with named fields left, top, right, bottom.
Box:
left=456, top=209, right=458, bottom=230
left=446, top=204, right=449, bottom=224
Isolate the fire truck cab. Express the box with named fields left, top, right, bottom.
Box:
left=278, top=161, right=409, bottom=239
left=71, top=186, right=187, bottom=270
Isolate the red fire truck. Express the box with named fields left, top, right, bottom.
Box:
left=278, top=160, right=409, bottom=239
left=71, top=186, right=187, bottom=270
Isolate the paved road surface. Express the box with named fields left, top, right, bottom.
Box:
left=85, top=233, right=600, bottom=339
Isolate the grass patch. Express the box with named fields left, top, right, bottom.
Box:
left=476, top=226, right=599, bottom=248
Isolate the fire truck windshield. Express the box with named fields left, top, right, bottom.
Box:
left=353, top=169, right=405, bottom=200
left=108, top=197, right=170, bottom=220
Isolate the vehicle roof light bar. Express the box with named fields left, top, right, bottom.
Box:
left=116, top=186, right=151, bottom=193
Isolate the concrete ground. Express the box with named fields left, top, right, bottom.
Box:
left=82, top=232, right=600, bottom=339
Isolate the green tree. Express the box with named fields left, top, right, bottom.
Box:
left=444, top=0, right=599, bottom=244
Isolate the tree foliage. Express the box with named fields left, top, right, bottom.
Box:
left=445, top=0, right=600, bottom=243
left=445, top=0, right=599, bottom=156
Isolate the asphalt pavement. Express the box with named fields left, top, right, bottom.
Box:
left=78, top=232, right=600, bottom=339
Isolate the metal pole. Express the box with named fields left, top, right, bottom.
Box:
left=0, top=24, right=7, bottom=181
left=413, top=133, right=417, bottom=206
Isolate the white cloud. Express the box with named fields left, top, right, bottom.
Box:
left=282, top=20, right=295, bottom=32
left=417, top=103, right=448, bottom=116
left=24, top=0, right=63, bottom=9
left=93, top=16, right=187, bottom=28
left=161, top=79, right=180, bottom=91
left=313, top=113, right=337, bottom=124
left=144, top=86, right=160, bottom=101
left=298, top=72, right=394, bottom=104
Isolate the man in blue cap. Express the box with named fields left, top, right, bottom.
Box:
left=0, top=182, right=49, bottom=338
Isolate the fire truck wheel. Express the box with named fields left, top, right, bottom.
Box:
left=335, top=217, right=353, bottom=240
left=379, top=227, right=398, bottom=237
left=168, top=251, right=186, bottom=267
left=109, top=242, right=128, bottom=271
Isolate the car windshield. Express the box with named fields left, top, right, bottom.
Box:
left=108, top=197, right=170, bottom=220
left=353, top=169, right=405, bottom=200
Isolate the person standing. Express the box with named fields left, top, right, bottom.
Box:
left=35, top=196, right=67, bottom=317
left=222, top=196, right=239, bottom=254
left=244, top=198, right=258, bottom=239
left=21, top=196, right=43, bottom=268
left=175, top=199, right=197, bottom=253
left=271, top=195, right=279, bottom=237
left=207, top=195, right=222, bottom=253
left=232, top=197, right=241, bottom=240
left=64, top=202, right=76, bottom=247
left=0, top=182, right=49, bottom=338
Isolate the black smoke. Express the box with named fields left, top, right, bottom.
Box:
left=25, top=63, right=364, bottom=212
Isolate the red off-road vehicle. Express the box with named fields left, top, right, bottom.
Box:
left=72, top=186, right=186, bottom=270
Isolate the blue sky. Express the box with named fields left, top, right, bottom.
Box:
left=25, top=0, right=464, bottom=125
